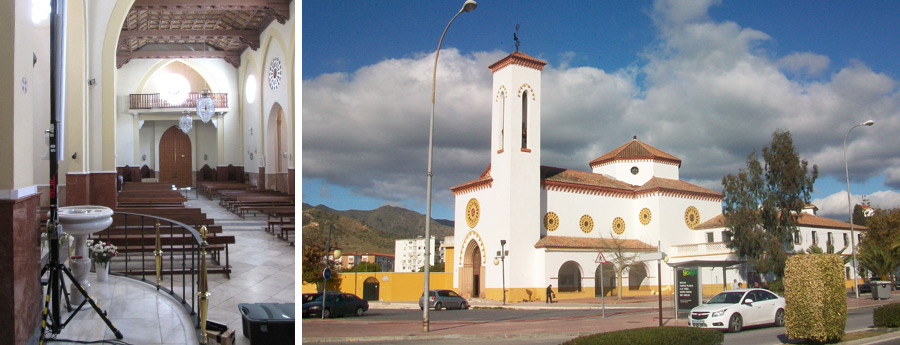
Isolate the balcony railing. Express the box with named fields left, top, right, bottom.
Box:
left=129, top=93, right=228, bottom=110
left=671, top=241, right=732, bottom=256
left=90, top=212, right=213, bottom=343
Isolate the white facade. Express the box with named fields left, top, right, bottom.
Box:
left=450, top=50, right=862, bottom=301
left=393, top=236, right=438, bottom=273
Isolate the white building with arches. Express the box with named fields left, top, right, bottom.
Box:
left=450, top=50, right=862, bottom=302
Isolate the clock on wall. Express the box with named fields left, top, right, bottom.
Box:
left=268, top=57, right=283, bottom=90
left=465, top=198, right=480, bottom=228
left=580, top=214, right=594, bottom=233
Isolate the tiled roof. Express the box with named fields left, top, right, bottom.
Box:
left=589, top=138, right=682, bottom=168
left=534, top=236, right=657, bottom=251
left=488, top=51, right=548, bottom=73
left=694, top=212, right=868, bottom=231
left=450, top=165, right=493, bottom=195
left=541, top=166, right=634, bottom=191
left=636, top=177, right=722, bottom=200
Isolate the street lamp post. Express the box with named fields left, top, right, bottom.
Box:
left=844, top=119, right=874, bottom=299
left=423, top=0, right=476, bottom=332
left=494, top=240, right=509, bottom=305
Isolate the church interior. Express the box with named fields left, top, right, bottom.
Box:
left=1, top=1, right=295, bottom=344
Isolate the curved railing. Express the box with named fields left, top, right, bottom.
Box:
left=90, top=212, right=211, bottom=344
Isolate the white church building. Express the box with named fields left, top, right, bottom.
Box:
left=449, top=50, right=863, bottom=302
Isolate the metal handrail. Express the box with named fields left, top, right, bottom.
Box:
left=128, top=93, right=228, bottom=110
left=90, top=212, right=209, bottom=344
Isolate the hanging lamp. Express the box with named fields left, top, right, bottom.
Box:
left=179, top=112, right=193, bottom=134
left=197, top=88, right=215, bottom=122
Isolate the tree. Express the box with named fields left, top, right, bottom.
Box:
left=301, top=223, right=342, bottom=292
left=606, top=232, right=644, bottom=300
left=858, top=208, right=900, bottom=281
left=723, top=129, right=818, bottom=279
left=348, top=262, right=381, bottom=272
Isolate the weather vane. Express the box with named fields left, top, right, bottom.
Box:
left=514, top=24, right=520, bottom=51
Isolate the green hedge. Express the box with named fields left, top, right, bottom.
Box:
left=562, top=326, right=723, bottom=345
left=874, top=303, right=900, bottom=327
left=784, top=254, right=846, bottom=343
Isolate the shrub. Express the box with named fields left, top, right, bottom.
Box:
left=784, top=254, right=846, bottom=343
left=874, top=303, right=900, bottom=327
left=767, top=278, right=784, bottom=295
left=562, top=326, right=723, bottom=345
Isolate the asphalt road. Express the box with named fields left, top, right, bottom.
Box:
left=307, top=306, right=886, bottom=345
left=351, top=307, right=647, bottom=322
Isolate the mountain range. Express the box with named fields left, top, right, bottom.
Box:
left=301, top=203, right=455, bottom=255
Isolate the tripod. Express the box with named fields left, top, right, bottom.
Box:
left=40, top=220, right=123, bottom=342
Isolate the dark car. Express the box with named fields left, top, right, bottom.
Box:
left=419, top=289, right=469, bottom=310
left=302, top=291, right=339, bottom=304
left=302, top=293, right=368, bottom=318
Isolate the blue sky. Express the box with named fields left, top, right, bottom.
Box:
left=301, top=0, right=900, bottom=221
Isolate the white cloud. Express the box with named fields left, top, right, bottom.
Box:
left=778, top=52, right=830, bottom=77
left=303, top=0, right=900, bottom=212
left=813, top=190, right=900, bottom=219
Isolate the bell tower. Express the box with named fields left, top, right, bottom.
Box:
left=488, top=50, right=546, bottom=288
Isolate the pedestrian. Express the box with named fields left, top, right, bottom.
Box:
left=753, top=281, right=759, bottom=288
left=732, top=279, right=739, bottom=290
left=546, top=284, right=553, bottom=303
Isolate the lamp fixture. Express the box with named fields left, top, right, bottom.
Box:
left=178, top=112, right=192, bottom=134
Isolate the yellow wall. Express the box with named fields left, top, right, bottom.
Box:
left=301, top=272, right=454, bottom=301
left=302, top=275, right=865, bottom=302
left=445, top=247, right=455, bottom=269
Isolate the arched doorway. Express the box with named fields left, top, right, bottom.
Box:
left=558, top=261, right=582, bottom=292
left=628, top=263, right=648, bottom=290
left=460, top=240, right=484, bottom=299
left=158, top=126, right=192, bottom=188
left=363, top=277, right=379, bottom=301
left=265, top=103, right=289, bottom=192
left=595, top=263, right=617, bottom=297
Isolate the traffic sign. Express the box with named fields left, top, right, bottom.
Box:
left=323, top=267, right=332, bottom=280
left=595, top=252, right=607, bottom=264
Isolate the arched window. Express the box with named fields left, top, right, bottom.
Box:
left=521, top=91, right=528, bottom=149
left=499, top=92, right=505, bottom=150
left=628, top=263, right=648, bottom=290
left=558, top=261, right=582, bottom=292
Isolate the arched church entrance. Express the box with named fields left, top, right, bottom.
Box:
left=595, top=262, right=617, bottom=297
left=158, top=126, right=192, bottom=188
left=460, top=240, right=485, bottom=299
left=265, top=103, right=289, bottom=192
left=628, top=263, right=648, bottom=290
left=363, top=277, right=379, bottom=301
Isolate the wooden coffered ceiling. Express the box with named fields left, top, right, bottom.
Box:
left=117, top=0, right=292, bottom=69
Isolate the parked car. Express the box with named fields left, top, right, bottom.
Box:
left=302, top=293, right=369, bottom=318
left=302, top=291, right=340, bottom=304
left=689, top=288, right=785, bottom=332
left=419, top=289, right=469, bottom=311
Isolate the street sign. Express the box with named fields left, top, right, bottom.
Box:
left=323, top=267, right=332, bottom=280
left=595, top=252, right=607, bottom=264
left=639, top=252, right=666, bottom=261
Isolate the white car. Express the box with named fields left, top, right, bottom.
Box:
left=689, top=288, right=785, bottom=332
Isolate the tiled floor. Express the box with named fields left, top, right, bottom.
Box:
left=44, top=196, right=295, bottom=345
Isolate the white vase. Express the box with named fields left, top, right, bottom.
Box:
left=96, top=262, right=109, bottom=282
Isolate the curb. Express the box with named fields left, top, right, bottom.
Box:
left=302, top=331, right=595, bottom=343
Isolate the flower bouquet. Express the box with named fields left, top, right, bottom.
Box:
left=86, top=239, right=118, bottom=264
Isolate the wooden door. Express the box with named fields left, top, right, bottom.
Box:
left=159, top=126, right=192, bottom=188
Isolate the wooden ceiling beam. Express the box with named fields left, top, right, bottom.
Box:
left=119, top=29, right=260, bottom=50
left=131, top=0, right=291, bottom=11
left=117, top=50, right=243, bottom=68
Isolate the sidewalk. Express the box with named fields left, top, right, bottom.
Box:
left=302, top=292, right=900, bottom=344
